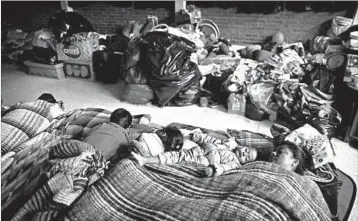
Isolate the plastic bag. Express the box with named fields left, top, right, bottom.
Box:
left=331, top=16, right=353, bottom=36
left=142, top=31, right=201, bottom=106
left=247, top=82, right=276, bottom=108
left=174, top=82, right=201, bottom=106
left=121, top=37, right=148, bottom=84
left=121, top=84, right=154, bottom=105
left=227, top=93, right=246, bottom=116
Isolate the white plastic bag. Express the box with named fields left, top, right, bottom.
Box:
left=227, top=93, right=246, bottom=116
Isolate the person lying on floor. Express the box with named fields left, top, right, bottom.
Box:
left=132, top=134, right=312, bottom=177
left=131, top=130, right=272, bottom=176
left=1, top=93, right=60, bottom=116
left=82, top=108, right=152, bottom=161
left=121, top=126, right=184, bottom=159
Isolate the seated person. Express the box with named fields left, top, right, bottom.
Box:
left=269, top=141, right=312, bottom=175
left=131, top=130, right=271, bottom=177
left=82, top=108, right=152, bottom=161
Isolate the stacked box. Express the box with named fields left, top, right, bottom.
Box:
left=56, top=32, right=100, bottom=81
left=24, top=61, right=65, bottom=80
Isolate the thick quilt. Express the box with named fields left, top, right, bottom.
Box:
left=10, top=139, right=107, bottom=221
left=1, top=100, right=64, bottom=155
left=65, top=159, right=333, bottom=221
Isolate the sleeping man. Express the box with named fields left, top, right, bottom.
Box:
left=132, top=130, right=312, bottom=177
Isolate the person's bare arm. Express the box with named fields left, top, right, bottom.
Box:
left=132, top=145, right=205, bottom=166
left=127, top=124, right=153, bottom=140
left=131, top=152, right=160, bottom=166
left=205, top=150, right=242, bottom=177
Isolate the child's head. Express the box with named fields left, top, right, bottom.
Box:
left=270, top=141, right=312, bottom=175
left=156, top=126, right=184, bottom=152
left=110, top=108, right=132, bottom=129
left=234, top=146, right=258, bottom=164
left=38, top=93, right=57, bottom=103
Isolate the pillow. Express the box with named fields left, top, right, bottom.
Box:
left=182, top=138, right=199, bottom=150
left=284, top=124, right=335, bottom=169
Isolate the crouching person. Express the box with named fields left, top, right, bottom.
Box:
left=82, top=108, right=152, bottom=161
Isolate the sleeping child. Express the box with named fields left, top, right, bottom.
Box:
left=132, top=130, right=271, bottom=177
left=114, top=126, right=185, bottom=161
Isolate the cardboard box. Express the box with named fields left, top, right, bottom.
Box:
left=56, top=38, right=99, bottom=62
left=24, top=61, right=65, bottom=79
left=63, top=60, right=95, bottom=81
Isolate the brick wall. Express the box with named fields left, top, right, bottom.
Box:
left=2, top=2, right=347, bottom=46
left=201, top=7, right=346, bottom=45
left=73, top=3, right=173, bottom=34
left=1, top=2, right=173, bottom=34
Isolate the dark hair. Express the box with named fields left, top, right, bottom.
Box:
left=256, top=147, right=273, bottom=161
left=280, top=141, right=313, bottom=175
left=38, top=93, right=57, bottom=103
left=160, top=126, right=184, bottom=152
left=110, top=108, right=132, bottom=129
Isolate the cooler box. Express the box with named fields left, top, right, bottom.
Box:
left=56, top=32, right=100, bottom=81
left=24, top=61, right=65, bottom=80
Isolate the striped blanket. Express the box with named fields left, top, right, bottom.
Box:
left=1, top=100, right=64, bottom=155
left=10, top=139, right=108, bottom=221
left=66, top=160, right=334, bottom=221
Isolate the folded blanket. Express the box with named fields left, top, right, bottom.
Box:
left=65, top=160, right=333, bottom=221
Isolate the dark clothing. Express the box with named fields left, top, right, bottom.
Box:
left=82, top=122, right=137, bottom=160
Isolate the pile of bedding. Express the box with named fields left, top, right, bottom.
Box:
left=1, top=99, right=65, bottom=155
left=11, top=157, right=334, bottom=221
left=2, top=106, right=340, bottom=221
left=65, top=159, right=333, bottom=221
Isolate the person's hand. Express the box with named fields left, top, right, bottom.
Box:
left=99, top=45, right=106, bottom=51
left=213, top=164, right=224, bottom=176
left=203, top=165, right=215, bottom=177
left=131, top=152, right=146, bottom=166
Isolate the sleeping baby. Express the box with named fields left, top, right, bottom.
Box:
left=132, top=130, right=270, bottom=177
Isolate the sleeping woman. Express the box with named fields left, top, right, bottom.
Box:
left=132, top=130, right=312, bottom=177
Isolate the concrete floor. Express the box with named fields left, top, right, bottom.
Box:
left=1, top=63, right=357, bottom=220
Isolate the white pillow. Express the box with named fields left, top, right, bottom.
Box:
left=182, top=138, right=198, bottom=150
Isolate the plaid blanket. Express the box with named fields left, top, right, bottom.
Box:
left=65, top=159, right=333, bottom=221
left=10, top=139, right=108, bottom=221
left=227, top=129, right=274, bottom=149
left=1, top=100, right=64, bottom=155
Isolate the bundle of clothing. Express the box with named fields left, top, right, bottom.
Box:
left=1, top=28, right=33, bottom=62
